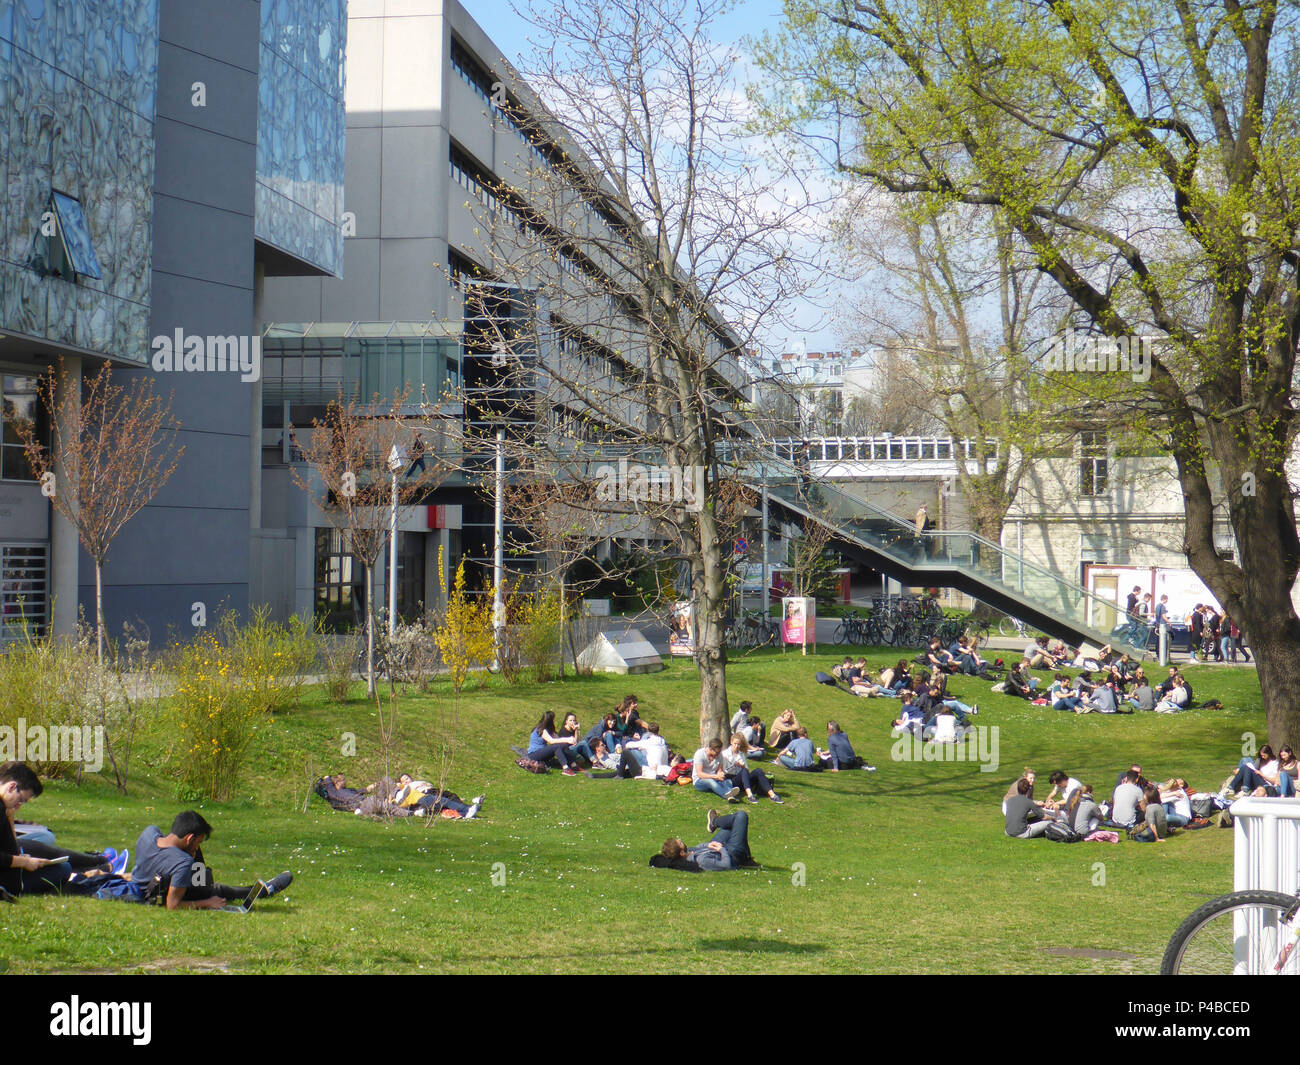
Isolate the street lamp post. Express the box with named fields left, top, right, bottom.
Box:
left=386, top=444, right=405, bottom=638
left=493, top=427, right=506, bottom=668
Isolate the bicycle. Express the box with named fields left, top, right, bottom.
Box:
left=1162, top=888, right=1300, bottom=974
left=965, top=619, right=992, bottom=650
left=834, top=611, right=867, bottom=645
left=998, top=615, right=1031, bottom=639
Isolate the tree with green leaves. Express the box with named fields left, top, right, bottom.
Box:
left=757, top=0, right=1300, bottom=746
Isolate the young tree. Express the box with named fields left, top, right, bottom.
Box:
left=467, top=0, right=812, bottom=742
left=16, top=361, right=183, bottom=664
left=292, top=389, right=451, bottom=696
left=758, top=0, right=1300, bottom=747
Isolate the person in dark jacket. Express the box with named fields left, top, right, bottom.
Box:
left=650, top=810, right=757, bottom=871
left=818, top=721, right=876, bottom=771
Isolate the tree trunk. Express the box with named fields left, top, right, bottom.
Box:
left=696, top=616, right=730, bottom=746
left=94, top=559, right=104, bottom=666
left=365, top=562, right=376, bottom=698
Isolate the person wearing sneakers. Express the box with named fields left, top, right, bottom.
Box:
left=130, top=811, right=291, bottom=911
left=649, top=809, right=758, bottom=871
left=778, top=727, right=821, bottom=771
left=1, top=762, right=129, bottom=901
left=392, top=774, right=484, bottom=819
left=692, top=739, right=741, bottom=801
left=720, top=733, right=783, bottom=804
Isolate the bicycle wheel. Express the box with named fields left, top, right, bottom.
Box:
left=879, top=623, right=897, bottom=646
left=1161, top=890, right=1300, bottom=975
left=997, top=616, right=1021, bottom=638
left=833, top=622, right=849, bottom=645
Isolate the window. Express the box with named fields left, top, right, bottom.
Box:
left=2, top=374, right=45, bottom=481
left=1, top=544, right=49, bottom=643
left=313, top=528, right=358, bottom=632
left=1079, top=431, right=1109, bottom=497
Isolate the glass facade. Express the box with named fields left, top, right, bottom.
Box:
left=0, top=0, right=158, bottom=362
left=256, top=0, right=346, bottom=276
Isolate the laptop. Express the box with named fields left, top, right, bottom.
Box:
left=219, top=880, right=268, bottom=914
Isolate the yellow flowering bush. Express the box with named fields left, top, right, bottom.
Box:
left=167, top=634, right=259, bottom=800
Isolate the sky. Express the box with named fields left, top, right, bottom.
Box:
left=456, top=0, right=845, bottom=357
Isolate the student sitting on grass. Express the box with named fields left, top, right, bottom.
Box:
left=650, top=809, right=758, bottom=871
left=1153, top=674, right=1190, bottom=713
left=819, top=721, right=876, bottom=771
left=1067, top=784, right=1102, bottom=837
left=778, top=727, right=821, bottom=772
left=1156, top=778, right=1194, bottom=827
left=1220, top=745, right=1296, bottom=798
left=1048, top=674, right=1085, bottom=712
left=848, top=660, right=887, bottom=697
left=576, top=714, right=617, bottom=764
left=130, top=811, right=291, bottom=911
left=1130, top=787, right=1171, bottom=842
left=528, top=711, right=582, bottom=776
left=1, top=762, right=128, bottom=901
left=768, top=709, right=801, bottom=751
left=880, top=660, right=912, bottom=693
left=892, top=691, right=925, bottom=735
left=1004, top=778, right=1054, bottom=839
left=624, top=723, right=671, bottom=770
left=722, top=733, right=783, bottom=804
left=692, top=739, right=741, bottom=801
left=1004, top=660, right=1037, bottom=699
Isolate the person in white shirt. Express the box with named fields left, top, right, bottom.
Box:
left=1044, top=771, right=1082, bottom=807
left=624, top=723, right=670, bottom=769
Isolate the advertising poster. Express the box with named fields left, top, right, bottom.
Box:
left=781, top=596, right=816, bottom=651
left=667, top=600, right=694, bottom=656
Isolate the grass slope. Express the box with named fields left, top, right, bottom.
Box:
left=0, top=649, right=1265, bottom=974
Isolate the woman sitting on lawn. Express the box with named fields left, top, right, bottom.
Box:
left=527, top=711, right=581, bottom=776
left=879, top=660, right=912, bottom=694
left=1221, top=745, right=1295, bottom=797
left=1066, top=784, right=1102, bottom=836
left=721, top=733, right=783, bottom=804
left=768, top=709, right=801, bottom=751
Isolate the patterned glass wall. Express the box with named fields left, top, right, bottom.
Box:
left=256, top=0, right=346, bottom=276
left=0, top=0, right=157, bottom=363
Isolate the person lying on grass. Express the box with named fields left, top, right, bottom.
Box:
left=588, top=739, right=646, bottom=779
left=0, top=762, right=129, bottom=902
left=129, top=811, right=291, bottom=911
left=649, top=809, right=759, bottom=871
left=393, top=774, right=484, bottom=819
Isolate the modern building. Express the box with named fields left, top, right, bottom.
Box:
left=258, top=0, right=750, bottom=628
left=0, top=0, right=346, bottom=644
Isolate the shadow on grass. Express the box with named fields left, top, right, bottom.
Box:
left=697, top=937, right=827, bottom=956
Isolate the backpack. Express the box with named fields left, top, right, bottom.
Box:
left=516, top=757, right=549, bottom=774
left=1190, top=795, right=1218, bottom=819
left=1044, top=820, right=1082, bottom=843
left=1201, top=698, right=1224, bottom=710
left=94, top=877, right=146, bottom=903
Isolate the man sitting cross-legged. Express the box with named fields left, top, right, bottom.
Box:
left=130, top=811, right=292, bottom=911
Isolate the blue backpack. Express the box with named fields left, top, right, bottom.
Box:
left=93, top=878, right=147, bottom=903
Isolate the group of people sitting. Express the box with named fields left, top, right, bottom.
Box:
left=2, top=760, right=291, bottom=909
left=1002, top=763, right=1215, bottom=842
left=316, top=772, right=485, bottom=820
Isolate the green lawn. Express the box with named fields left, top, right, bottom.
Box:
left=0, top=650, right=1265, bottom=974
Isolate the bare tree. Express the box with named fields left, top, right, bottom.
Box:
left=17, top=361, right=183, bottom=663
left=292, top=389, right=452, bottom=696
left=463, top=0, right=813, bottom=742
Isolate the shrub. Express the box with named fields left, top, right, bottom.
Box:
left=218, top=606, right=317, bottom=714
left=167, top=633, right=259, bottom=801
left=431, top=553, right=496, bottom=694
left=522, top=588, right=563, bottom=681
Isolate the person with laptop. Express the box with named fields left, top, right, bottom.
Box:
left=131, top=811, right=291, bottom=911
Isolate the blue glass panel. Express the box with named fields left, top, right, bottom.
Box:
left=52, top=190, right=102, bottom=279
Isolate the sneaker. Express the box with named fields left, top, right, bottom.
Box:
left=0, top=885, right=16, bottom=904
left=769, top=794, right=784, bottom=804
left=413, top=807, right=428, bottom=816
left=259, top=871, right=293, bottom=897
left=109, top=849, right=130, bottom=876
left=707, top=808, right=719, bottom=833
left=102, top=847, right=118, bottom=865
left=562, top=767, right=577, bottom=776
left=724, top=787, right=741, bottom=802
left=472, top=794, right=485, bottom=807
left=746, top=794, right=759, bottom=804
left=465, top=802, right=481, bottom=820
left=862, top=764, right=878, bottom=772
left=970, top=704, right=979, bottom=715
